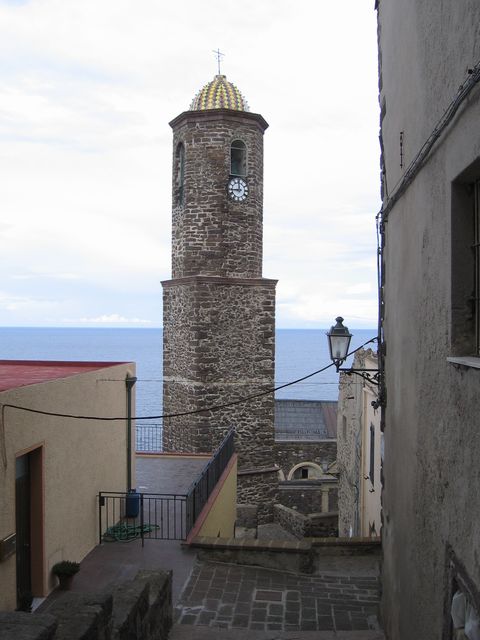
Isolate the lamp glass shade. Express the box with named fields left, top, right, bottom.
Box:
left=326, top=317, right=352, bottom=365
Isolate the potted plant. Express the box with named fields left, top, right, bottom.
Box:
left=51, top=560, right=80, bottom=590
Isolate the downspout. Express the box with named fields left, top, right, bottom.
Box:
left=125, top=374, right=137, bottom=492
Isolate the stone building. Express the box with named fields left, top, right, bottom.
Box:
left=377, top=1, right=480, bottom=638
left=336, top=349, right=380, bottom=538
left=162, top=75, right=278, bottom=521
left=274, top=399, right=338, bottom=525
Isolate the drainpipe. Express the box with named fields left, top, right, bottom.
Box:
left=125, top=374, right=137, bottom=492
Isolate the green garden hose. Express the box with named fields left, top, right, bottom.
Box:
left=102, top=522, right=159, bottom=543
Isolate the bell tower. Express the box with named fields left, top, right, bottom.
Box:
left=162, top=75, right=277, bottom=521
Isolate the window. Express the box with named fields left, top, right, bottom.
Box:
left=451, top=165, right=480, bottom=357
left=175, top=142, right=185, bottom=206
left=230, top=140, right=247, bottom=176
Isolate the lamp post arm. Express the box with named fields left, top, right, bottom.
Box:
left=338, top=368, right=380, bottom=385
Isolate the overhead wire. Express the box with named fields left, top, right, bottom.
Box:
left=378, top=59, right=480, bottom=225
left=374, top=58, right=480, bottom=417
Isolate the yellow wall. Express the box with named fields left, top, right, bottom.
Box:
left=0, top=362, right=134, bottom=610
left=197, top=456, right=237, bottom=539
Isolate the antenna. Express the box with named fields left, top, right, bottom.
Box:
left=212, top=48, right=225, bottom=75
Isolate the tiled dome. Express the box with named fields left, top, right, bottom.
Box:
left=190, top=75, right=250, bottom=112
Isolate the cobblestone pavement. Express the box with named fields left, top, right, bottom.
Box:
left=175, top=562, right=380, bottom=633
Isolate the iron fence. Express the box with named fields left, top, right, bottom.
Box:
left=135, top=423, right=162, bottom=452
left=275, top=429, right=333, bottom=441
left=185, top=428, right=235, bottom=534
left=99, top=427, right=235, bottom=544
left=98, top=491, right=187, bottom=544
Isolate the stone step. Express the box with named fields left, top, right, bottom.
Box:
left=168, top=623, right=385, bottom=640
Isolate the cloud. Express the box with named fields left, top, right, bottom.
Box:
left=0, top=0, right=380, bottom=329
left=72, top=314, right=152, bottom=325
left=11, top=272, right=80, bottom=281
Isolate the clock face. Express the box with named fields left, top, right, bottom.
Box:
left=227, top=177, right=249, bottom=202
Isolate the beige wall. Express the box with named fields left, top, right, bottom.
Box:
left=359, top=383, right=381, bottom=538
left=377, top=1, right=480, bottom=637
left=196, top=456, right=237, bottom=539
left=337, top=349, right=380, bottom=538
left=0, top=362, right=134, bottom=610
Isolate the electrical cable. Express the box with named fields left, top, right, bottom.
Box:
left=379, top=59, right=480, bottom=224
left=0, top=336, right=377, bottom=423
left=374, top=59, right=480, bottom=417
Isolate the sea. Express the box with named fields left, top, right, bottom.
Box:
left=0, top=327, right=376, bottom=418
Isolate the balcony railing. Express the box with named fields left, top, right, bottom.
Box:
left=185, top=428, right=235, bottom=534
left=98, top=491, right=187, bottom=543
left=99, top=427, right=235, bottom=543
left=136, top=422, right=162, bottom=452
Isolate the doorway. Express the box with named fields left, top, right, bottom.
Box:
left=15, top=447, right=44, bottom=609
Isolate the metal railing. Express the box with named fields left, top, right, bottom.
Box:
left=275, top=429, right=333, bottom=441
left=185, top=428, right=235, bottom=535
left=99, top=427, right=235, bottom=544
left=135, top=423, right=162, bottom=452
left=98, top=491, right=187, bottom=544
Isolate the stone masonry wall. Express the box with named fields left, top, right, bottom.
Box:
left=163, top=278, right=276, bottom=473
left=274, top=441, right=337, bottom=478
left=0, top=570, right=172, bottom=640
left=237, top=467, right=278, bottom=524
left=274, top=504, right=338, bottom=539
left=278, top=485, right=339, bottom=515
left=170, top=110, right=266, bottom=279
left=164, top=108, right=275, bottom=521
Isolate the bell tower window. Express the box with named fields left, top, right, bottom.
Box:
left=175, top=142, right=185, bottom=206
left=230, top=140, right=247, bottom=177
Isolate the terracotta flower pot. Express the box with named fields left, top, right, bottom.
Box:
left=58, top=574, right=74, bottom=590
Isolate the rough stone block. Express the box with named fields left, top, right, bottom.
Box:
left=47, top=592, right=112, bottom=640
left=0, top=612, right=57, bottom=640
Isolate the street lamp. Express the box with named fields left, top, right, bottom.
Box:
left=326, top=317, right=352, bottom=371
left=326, top=316, right=380, bottom=386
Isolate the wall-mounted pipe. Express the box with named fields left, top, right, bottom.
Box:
left=125, top=374, right=137, bottom=492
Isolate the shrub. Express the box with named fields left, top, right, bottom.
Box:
left=51, top=560, right=80, bottom=576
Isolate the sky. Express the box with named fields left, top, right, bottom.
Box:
left=0, top=0, right=381, bottom=329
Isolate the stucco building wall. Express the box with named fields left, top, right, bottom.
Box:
left=0, top=362, right=133, bottom=610
left=377, top=1, right=480, bottom=638
left=337, top=371, right=362, bottom=537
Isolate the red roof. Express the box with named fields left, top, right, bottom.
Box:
left=0, top=360, right=131, bottom=392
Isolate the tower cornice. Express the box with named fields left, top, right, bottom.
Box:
left=169, top=108, right=269, bottom=133
left=161, top=276, right=278, bottom=288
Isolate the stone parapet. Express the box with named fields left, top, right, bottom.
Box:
left=0, top=570, right=173, bottom=640
left=189, top=536, right=314, bottom=574
left=0, top=613, right=57, bottom=640
left=274, top=504, right=339, bottom=539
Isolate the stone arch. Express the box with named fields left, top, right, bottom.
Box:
left=287, top=461, right=324, bottom=481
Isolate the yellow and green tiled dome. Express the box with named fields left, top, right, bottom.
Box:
left=190, top=75, right=250, bottom=112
